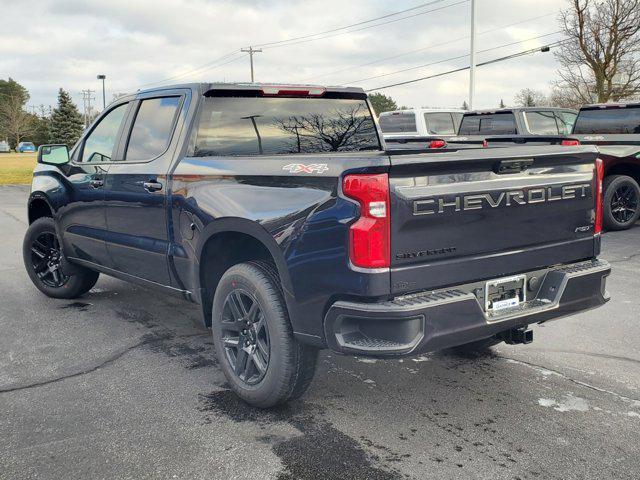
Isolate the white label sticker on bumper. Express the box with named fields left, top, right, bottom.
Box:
left=492, top=297, right=520, bottom=311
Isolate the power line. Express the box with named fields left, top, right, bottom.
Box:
left=135, top=51, right=242, bottom=89
left=134, top=0, right=466, bottom=90
left=262, top=0, right=469, bottom=50
left=300, top=12, right=559, bottom=83
left=344, top=31, right=563, bottom=85
left=253, top=0, right=447, bottom=48
left=366, top=41, right=566, bottom=91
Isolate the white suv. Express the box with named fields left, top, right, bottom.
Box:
left=378, top=108, right=465, bottom=139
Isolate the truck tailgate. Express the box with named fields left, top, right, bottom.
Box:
left=389, top=146, right=600, bottom=294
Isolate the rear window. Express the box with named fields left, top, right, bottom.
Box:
left=458, top=112, right=518, bottom=135
left=195, top=96, right=379, bottom=155
left=424, top=112, right=456, bottom=135
left=573, top=107, right=640, bottom=134
left=379, top=112, right=417, bottom=134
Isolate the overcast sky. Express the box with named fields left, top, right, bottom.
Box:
left=0, top=0, right=568, bottom=112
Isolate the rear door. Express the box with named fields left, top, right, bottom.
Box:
left=103, top=90, right=188, bottom=285
left=388, top=146, right=599, bottom=294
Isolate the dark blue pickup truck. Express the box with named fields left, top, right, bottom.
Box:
left=24, top=83, right=610, bottom=407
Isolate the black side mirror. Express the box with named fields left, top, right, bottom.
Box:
left=38, top=144, right=70, bottom=166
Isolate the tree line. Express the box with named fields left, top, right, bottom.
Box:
left=0, top=78, right=84, bottom=149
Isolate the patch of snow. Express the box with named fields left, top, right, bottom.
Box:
left=412, top=356, right=430, bottom=363
left=538, top=394, right=589, bottom=412
left=356, top=358, right=377, bottom=364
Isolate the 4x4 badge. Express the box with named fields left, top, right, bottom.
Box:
left=282, top=163, right=329, bottom=174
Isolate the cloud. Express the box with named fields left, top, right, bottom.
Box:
left=0, top=0, right=567, bottom=110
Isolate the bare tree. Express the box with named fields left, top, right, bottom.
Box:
left=0, top=93, right=35, bottom=146
left=555, top=0, right=640, bottom=105
left=514, top=88, right=549, bottom=107
left=274, top=105, right=377, bottom=152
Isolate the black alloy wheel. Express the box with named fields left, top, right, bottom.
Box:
left=610, top=183, right=639, bottom=224
left=220, top=289, right=271, bottom=385
left=29, top=231, right=69, bottom=288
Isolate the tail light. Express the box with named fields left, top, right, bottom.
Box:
left=429, top=139, right=446, bottom=149
left=561, top=139, right=580, bottom=146
left=343, top=173, right=390, bottom=269
left=594, top=158, right=604, bottom=234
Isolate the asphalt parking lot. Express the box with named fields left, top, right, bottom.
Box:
left=1, top=184, right=639, bottom=480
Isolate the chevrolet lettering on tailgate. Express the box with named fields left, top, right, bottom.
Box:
left=413, top=183, right=591, bottom=215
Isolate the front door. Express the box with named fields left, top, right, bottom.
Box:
left=104, top=94, right=184, bottom=285
left=58, top=102, right=130, bottom=268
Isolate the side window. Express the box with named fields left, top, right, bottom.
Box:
left=125, top=97, right=181, bottom=161
left=425, top=112, right=456, bottom=135
left=81, top=103, right=128, bottom=163
left=525, top=111, right=559, bottom=135
left=555, top=111, right=577, bottom=134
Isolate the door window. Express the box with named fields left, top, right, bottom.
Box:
left=81, top=103, right=128, bottom=163
left=125, top=97, right=181, bottom=161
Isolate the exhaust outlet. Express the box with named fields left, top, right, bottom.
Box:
left=499, top=327, right=533, bottom=345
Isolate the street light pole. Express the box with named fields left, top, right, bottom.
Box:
left=97, top=74, right=106, bottom=109
left=468, top=0, right=477, bottom=110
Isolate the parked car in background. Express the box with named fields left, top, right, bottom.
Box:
left=0, top=141, right=10, bottom=153
left=379, top=108, right=464, bottom=139
left=16, top=142, right=36, bottom=153
left=456, top=107, right=578, bottom=138
left=570, top=102, right=640, bottom=230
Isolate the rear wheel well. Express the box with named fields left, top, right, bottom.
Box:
left=28, top=198, right=53, bottom=224
left=606, top=163, right=640, bottom=185
left=199, top=232, right=276, bottom=327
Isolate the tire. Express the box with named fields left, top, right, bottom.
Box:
left=603, top=175, right=640, bottom=231
left=449, top=336, right=502, bottom=356
left=23, top=217, right=99, bottom=299
left=211, top=261, right=318, bottom=408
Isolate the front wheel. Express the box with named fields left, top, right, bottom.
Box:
left=211, top=261, right=318, bottom=408
left=603, top=175, right=640, bottom=231
left=23, top=217, right=99, bottom=299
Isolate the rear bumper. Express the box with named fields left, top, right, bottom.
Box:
left=323, top=259, right=610, bottom=357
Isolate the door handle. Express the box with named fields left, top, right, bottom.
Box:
left=90, top=179, right=104, bottom=188
left=143, top=180, right=163, bottom=192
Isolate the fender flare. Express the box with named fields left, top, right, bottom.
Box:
left=26, top=192, right=55, bottom=223
left=193, top=217, right=296, bottom=323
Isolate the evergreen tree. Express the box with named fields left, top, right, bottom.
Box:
left=461, top=101, right=469, bottom=110
left=499, top=99, right=506, bottom=108
left=49, top=88, right=84, bottom=147
left=368, top=93, right=398, bottom=116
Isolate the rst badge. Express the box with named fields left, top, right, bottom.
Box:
left=282, top=163, right=329, bottom=174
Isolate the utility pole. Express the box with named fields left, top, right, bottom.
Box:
left=241, top=46, right=262, bottom=82
left=468, top=0, right=477, bottom=110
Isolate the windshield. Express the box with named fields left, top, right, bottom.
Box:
left=458, top=112, right=518, bottom=135
left=195, top=96, right=380, bottom=156
left=379, top=112, right=417, bottom=134
left=573, top=107, right=640, bottom=134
